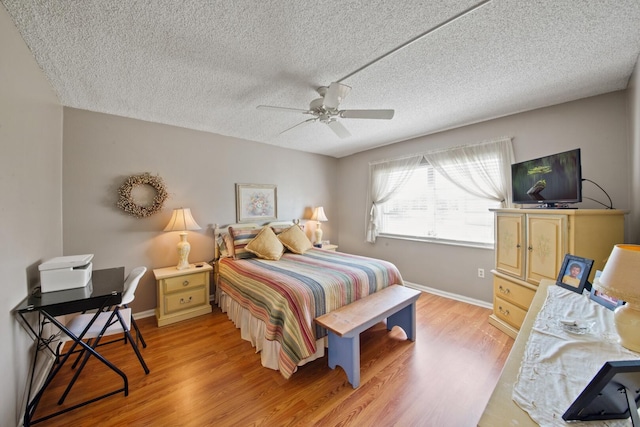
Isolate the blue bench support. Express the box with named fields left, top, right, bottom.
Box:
left=315, top=285, right=421, bottom=388
left=327, top=331, right=361, bottom=388
left=388, top=303, right=416, bottom=340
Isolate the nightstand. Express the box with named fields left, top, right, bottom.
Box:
left=153, top=263, right=213, bottom=327
left=321, top=244, right=338, bottom=251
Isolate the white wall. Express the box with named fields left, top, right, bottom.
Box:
left=336, top=91, right=631, bottom=303
left=0, top=5, right=63, bottom=426
left=62, top=108, right=338, bottom=313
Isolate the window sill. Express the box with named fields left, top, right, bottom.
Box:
left=377, top=233, right=494, bottom=250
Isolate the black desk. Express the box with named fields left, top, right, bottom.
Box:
left=15, top=267, right=127, bottom=426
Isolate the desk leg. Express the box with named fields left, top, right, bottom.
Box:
left=58, top=308, right=149, bottom=404
left=45, top=310, right=129, bottom=405
left=22, top=307, right=129, bottom=426
left=22, top=312, right=48, bottom=427
left=57, top=310, right=126, bottom=404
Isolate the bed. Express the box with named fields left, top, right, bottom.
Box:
left=214, top=222, right=404, bottom=378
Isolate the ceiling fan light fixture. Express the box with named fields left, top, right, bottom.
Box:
left=309, top=97, right=325, bottom=112
left=322, top=82, right=351, bottom=109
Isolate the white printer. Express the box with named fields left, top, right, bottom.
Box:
left=38, top=254, right=94, bottom=293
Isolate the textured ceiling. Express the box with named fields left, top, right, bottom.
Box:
left=3, top=1, right=640, bottom=158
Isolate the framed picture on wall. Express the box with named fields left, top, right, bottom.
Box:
left=556, top=254, right=594, bottom=294
left=235, top=183, right=277, bottom=223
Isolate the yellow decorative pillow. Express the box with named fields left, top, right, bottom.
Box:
left=245, top=226, right=284, bottom=260
left=277, top=225, right=312, bottom=254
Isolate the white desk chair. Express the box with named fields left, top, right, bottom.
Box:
left=120, top=266, right=147, bottom=348
left=57, top=267, right=150, bottom=404
left=64, top=266, right=148, bottom=355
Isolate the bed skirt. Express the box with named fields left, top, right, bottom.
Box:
left=217, top=289, right=326, bottom=373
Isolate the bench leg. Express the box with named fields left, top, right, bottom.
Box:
left=327, top=332, right=360, bottom=388
left=387, top=302, right=416, bottom=341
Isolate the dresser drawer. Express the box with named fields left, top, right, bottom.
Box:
left=493, top=296, right=528, bottom=330
left=163, top=271, right=207, bottom=293
left=493, top=276, right=535, bottom=310
left=164, top=287, right=207, bottom=314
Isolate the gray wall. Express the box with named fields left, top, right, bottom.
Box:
left=336, top=91, right=632, bottom=303
left=629, top=54, right=640, bottom=244
left=62, top=108, right=338, bottom=314
left=1, top=5, right=63, bottom=426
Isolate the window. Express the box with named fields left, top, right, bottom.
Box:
left=367, top=138, right=513, bottom=247
left=378, top=161, right=500, bottom=247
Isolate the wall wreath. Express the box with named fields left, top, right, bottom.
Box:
left=117, top=172, right=169, bottom=218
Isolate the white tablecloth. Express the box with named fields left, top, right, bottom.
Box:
left=512, top=285, right=639, bottom=427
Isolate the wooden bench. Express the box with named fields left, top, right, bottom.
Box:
left=315, top=285, right=421, bottom=388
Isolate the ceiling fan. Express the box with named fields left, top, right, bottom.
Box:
left=257, top=82, right=394, bottom=138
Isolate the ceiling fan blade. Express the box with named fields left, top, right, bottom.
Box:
left=340, top=109, right=395, bottom=120
left=257, top=105, right=309, bottom=114
left=323, top=82, right=351, bottom=109
left=326, top=120, right=351, bottom=139
left=279, top=118, right=317, bottom=135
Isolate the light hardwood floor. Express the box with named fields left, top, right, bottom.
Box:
left=30, top=291, right=513, bottom=427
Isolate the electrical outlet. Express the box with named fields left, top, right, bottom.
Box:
left=478, top=268, right=485, bottom=278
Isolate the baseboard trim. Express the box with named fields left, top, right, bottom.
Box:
left=404, top=281, right=492, bottom=309
left=134, top=309, right=156, bottom=319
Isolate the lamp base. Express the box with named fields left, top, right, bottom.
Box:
left=176, top=232, right=191, bottom=270
left=614, top=303, right=640, bottom=352
left=315, top=224, right=323, bottom=245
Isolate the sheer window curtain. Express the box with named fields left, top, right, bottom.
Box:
left=366, top=155, right=423, bottom=243
left=423, top=137, right=514, bottom=208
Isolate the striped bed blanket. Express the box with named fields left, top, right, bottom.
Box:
left=217, top=248, right=403, bottom=378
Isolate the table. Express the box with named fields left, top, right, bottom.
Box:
left=479, top=278, right=553, bottom=426
left=15, top=267, right=126, bottom=426
left=479, top=279, right=639, bottom=426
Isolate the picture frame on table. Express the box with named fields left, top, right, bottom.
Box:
left=556, top=254, right=594, bottom=294
left=235, top=183, right=277, bottom=223
left=590, top=270, right=625, bottom=310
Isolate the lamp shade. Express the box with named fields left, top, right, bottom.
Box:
left=311, top=207, right=328, bottom=222
left=163, top=208, right=201, bottom=232
left=596, top=244, right=640, bottom=305
left=164, top=208, right=201, bottom=270
left=595, top=244, right=640, bottom=352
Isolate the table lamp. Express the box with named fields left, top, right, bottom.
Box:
left=594, top=244, right=640, bottom=352
left=164, top=208, right=201, bottom=270
left=311, top=206, right=328, bottom=246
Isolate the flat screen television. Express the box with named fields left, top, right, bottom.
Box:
left=562, top=360, right=640, bottom=425
left=511, top=148, right=582, bottom=207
